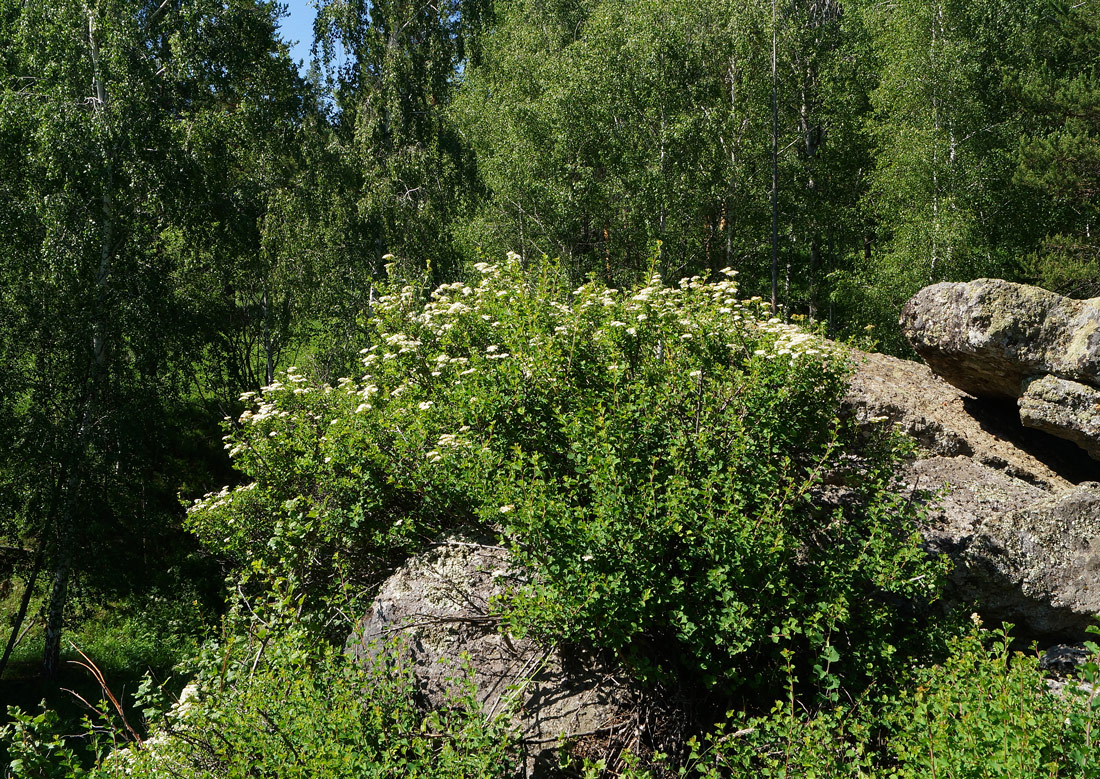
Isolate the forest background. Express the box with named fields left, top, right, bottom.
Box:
left=1, top=0, right=1100, bottom=774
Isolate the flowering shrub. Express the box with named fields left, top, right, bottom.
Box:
left=187, top=254, right=943, bottom=693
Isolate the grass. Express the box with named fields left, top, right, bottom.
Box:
left=0, top=591, right=211, bottom=769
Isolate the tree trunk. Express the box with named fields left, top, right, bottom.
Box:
left=0, top=537, right=45, bottom=680
left=43, top=8, right=113, bottom=678
left=42, top=531, right=72, bottom=679
left=808, top=237, right=821, bottom=321
left=263, top=288, right=274, bottom=386
left=771, top=0, right=780, bottom=312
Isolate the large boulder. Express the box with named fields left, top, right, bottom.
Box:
left=844, top=349, right=1081, bottom=490
left=347, top=539, right=649, bottom=777
left=899, top=279, right=1100, bottom=400
left=901, top=456, right=1049, bottom=553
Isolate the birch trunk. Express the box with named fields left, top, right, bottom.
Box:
left=43, top=8, right=114, bottom=677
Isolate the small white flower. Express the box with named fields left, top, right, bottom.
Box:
left=499, top=504, right=514, bottom=514
left=419, top=401, right=434, bottom=411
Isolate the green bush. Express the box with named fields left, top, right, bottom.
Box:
left=601, top=622, right=1100, bottom=778
left=88, top=622, right=518, bottom=778
left=186, top=254, right=944, bottom=695
left=881, top=621, right=1100, bottom=779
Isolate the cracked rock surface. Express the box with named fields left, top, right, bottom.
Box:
left=347, top=539, right=644, bottom=777
left=846, top=347, right=1100, bottom=639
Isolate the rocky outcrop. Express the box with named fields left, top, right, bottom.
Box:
left=900, top=278, right=1100, bottom=461
left=962, top=484, right=1100, bottom=636
left=846, top=348, right=1100, bottom=637
left=901, top=456, right=1049, bottom=551
left=899, top=278, right=1100, bottom=400
left=845, top=350, right=1079, bottom=489
left=347, top=539, right=648, bottom=777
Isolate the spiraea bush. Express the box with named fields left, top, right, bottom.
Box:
left=187, top=253, right=944, bottom=695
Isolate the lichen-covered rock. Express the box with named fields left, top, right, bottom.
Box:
left=844, top=350, right=1100, bottom=640
left=899, top=279, right=1100, bottom=399
left=1019, top=375, right=1100, bottom=460
left=960, top=484, right=1100, bottom=637
left=347, top=539, right=645, bottom=777
left=903, top=456, right=1049, bottom=552
left=844, top=349, right=1081, bottom=490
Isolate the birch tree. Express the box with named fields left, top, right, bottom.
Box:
left=0, top=0, right=302, bottom=676
left=853, top=0, right=1034, bottom=347
left=311, top=0, right=487, bottom=284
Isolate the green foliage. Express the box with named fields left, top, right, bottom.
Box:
left=880, top=621, right=1098, bottom=778
left=3, top=599, right=518, bottom=779
left=89, top=623, right=517, bottom=778
left=8, top=0, right=1100, bottom=773
left=1013, top=0, right=1100, bottom=299
left=453, top=0, right=747, bottom=282
left=188, top=255, right=944, bottom=695
left=2, top=704, right=89, bottom=779
left=594, top=622, right=1100, bottom=778
left=312, top=0, right=482, bottom=286
left=0, top=0, right=302, bottom=676
left=848, top=0, right=1041, bottom=353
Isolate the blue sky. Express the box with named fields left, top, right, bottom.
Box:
left=276, top=0, right=317, bottom=74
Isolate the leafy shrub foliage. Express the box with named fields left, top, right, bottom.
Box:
left=607, top=622, right=1100, bottom=778
left=7, top=622, right=1100, bottom=777
left=97, top=621, right=517, bottom=778
left=187, top=254, right=943, bottom=694
left=1, top=600, right=517, bottom=779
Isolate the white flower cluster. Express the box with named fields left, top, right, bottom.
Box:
left=193, top=255, right=835, bottom=531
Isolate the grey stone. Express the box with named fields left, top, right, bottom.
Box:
left=900, top=279, right=1100, bottom=399
left=844, top=349, right=1077, bottom=490
left=347, top=538, right=644, bottom=777
left=1019, top=375, right=1100, bottom=460
left=960, top=483, right=1100, bottom=636
left=844, top=349, right=1100, bottom=640
left=903, top=456, right=1048, bottom=552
